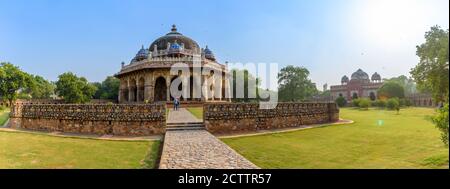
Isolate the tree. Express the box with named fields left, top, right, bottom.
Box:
left=411, top=26, right=449, bottom=145
left=432, top=103, right=449, bottom=146
left=0, top=62, right=32, bottom=104
left=278, top=66, right=318, bottom=102
left=378, top=82, right=405, bottom=99
left=55, top=72, right=97, bottom=103
left=23, top=75, right=55, bottom=99
left=335, top=96, right=347, bottom=107
left=383, top=75, right=417, bottom=96
left=93, top=76, right=120, bottom=100
left=410, top=26, right=449, bottom=103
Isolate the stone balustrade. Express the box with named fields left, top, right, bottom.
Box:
left=204, top=102, right=340, bottom=134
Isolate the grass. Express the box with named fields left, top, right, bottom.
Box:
left=187, top=107, right=203, bottom=120
left=0, top=108, right=10, bottom=126
left=222, top=107, right=449, bottom=169
left=0, top=131, right=160, bottom=169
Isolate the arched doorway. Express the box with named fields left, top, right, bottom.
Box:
left=138, top=78, right=145, bottom=102
left=129, top=79, right=137, bottom=102
left=154, top=77, right=167, bottom=102
left=352, top=93, right=358, bottom=100
left=369, top=92, right=376, bottom=101
left=120, top=80, right=129, bottom=102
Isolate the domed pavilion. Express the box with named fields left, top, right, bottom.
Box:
left=330, top=69, right=384, bottom=101
left=116, top=25, right=231, bottom=103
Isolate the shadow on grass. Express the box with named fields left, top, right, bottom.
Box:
left=140, top=140, right=161, bottom=169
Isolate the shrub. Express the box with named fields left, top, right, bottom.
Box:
left=387, top=98, right=400, bottom=110
left=335, top=96, right=347, bottom=107
left=375, top=99, right=387, bottom=108
left=432, top=103, right=449, bottom=146
left=0, top=106, right=5, bottom=111
left=352, top=99, right=361, bottom=107
left=358, top=98, right=371, bottom=110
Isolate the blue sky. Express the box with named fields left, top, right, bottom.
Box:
left=0, top=0, right=448, bottom=90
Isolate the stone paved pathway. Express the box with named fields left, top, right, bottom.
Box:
left=167, top=108, right=202, bottom=123
left=159, top=130, right=259, bottom=169
left=160, top=108, right=259, bottom=169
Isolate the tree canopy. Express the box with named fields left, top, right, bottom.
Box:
left=93, top=76, right=120, bottom=101
left=23, top=75, right=55, bottom=99
left=410, top=26, right=449, bottom=102
left=55, top=72, right=97, bottom=104
left=377, top=82, right=405, bottom=99
left=277, top=65, right=318, bottom=102
left=383, top=75, right=417, bottom=96
left=0, top=62, right=32, bottom=104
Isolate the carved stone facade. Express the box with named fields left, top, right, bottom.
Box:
left=116, top=25, right=231, bottom=104
left=204, top=103, right=340, bottom=134
left=9, top=104, right=166, bottom=136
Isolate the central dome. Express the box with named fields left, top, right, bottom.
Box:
left=351, top=69, right=370, bottom=81
left=150, top=25, right=200, bottom=51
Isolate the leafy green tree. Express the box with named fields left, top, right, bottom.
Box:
left=432, top=103, right=449, bottom=146
left=278, top=66, right=318, bottom=102
left=383, top=75, right=417, bottom=96
left=55, top=72, right=97, bottom=103
left=378, top=82, right=405, bottom=99
left=335, top=96, right=347, bottom=107
left=411, top=26, right=449, bottom=145
left=93, top=76, right=120, bottom=100
left=410, top=26, right=449, bottom=103
left=0, top=62, right=32, bottom=104
left=24, top=75, right=55, bottom=99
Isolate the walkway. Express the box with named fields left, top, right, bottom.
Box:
left=167, top=108, right=202, bottom=123
left=161, top=108, right=259, bottom=169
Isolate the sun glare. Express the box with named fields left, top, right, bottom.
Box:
left=353, top=0, right=429, bottom=47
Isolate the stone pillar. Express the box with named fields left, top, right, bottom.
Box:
left=166, top=76, right=171, bottom=102
left=202, top=76, right=208, bottom=102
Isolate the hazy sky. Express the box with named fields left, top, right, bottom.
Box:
left=0, top=0, right=448, bottom=90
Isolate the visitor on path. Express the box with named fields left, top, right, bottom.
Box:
left=173, top=98, right=178, bottom=111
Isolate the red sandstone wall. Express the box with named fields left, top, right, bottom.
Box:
left=204, top=102, right=340, bottom=134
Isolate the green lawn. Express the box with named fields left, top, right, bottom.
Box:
left=0, top=108, right=10, bottom=126
left=0, top=131, right=160, bottom=169
left=187, top=107, right=203, bottom=120
left=222, top=107, right=449, bottom=169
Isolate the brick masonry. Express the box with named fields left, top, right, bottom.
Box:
left=204, top=102, right=340, bottom=134
left=9, top=104, right=166, bottom=136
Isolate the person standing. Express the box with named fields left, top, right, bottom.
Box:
left=173, top=98, right=178, bottom=111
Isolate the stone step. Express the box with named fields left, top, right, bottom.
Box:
left=167, top=124, right=204, bottom=128
left=166, top=122, right=205, bottom=131
left=167, top=122, right=203, bottom=126
left=166, top=126, right=205, bottom=131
